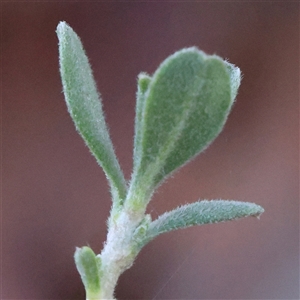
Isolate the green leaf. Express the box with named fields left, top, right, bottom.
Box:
left=132, top=214, right=152, bottom=249
left=56, top=21, right=127, bottom=206
left=74, top=246, right=102, bottom=299
left=133, top=73, right=152, bottom=172
left=143, top=200, right=264, bottom=244
left=127, top=48, right=240, bottom=209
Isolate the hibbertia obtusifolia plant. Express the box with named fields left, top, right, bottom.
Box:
left=56, top=21, right=264, bottom=300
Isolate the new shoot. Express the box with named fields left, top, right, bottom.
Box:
left=56, top=21, right=264, bottom=300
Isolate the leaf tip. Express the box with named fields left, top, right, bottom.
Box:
left=137, top=72, right=151, bottom=94
left=56, top=21, right=78, bottom=45
left=56, top=21, right=67, bottom=36
left=251, top=204, right=265, bottom=219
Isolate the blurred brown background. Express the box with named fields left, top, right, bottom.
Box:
left=2, top=2, right=299, bottom=299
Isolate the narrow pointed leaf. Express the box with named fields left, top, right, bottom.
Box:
left=74, top=246, right=102, bottom=299
left=128, top=48, right=241, bottom=208
left=143, top=200, right=264, bottom=243
left=133, top=73, right=152, bottom=171
left=56, top=21, right=127, bottom=205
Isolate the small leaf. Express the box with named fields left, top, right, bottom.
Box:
left=132, top=214, right=152, bottom=249
left=127, top=48, right=240, bottom=209
left=143, top=200, right=264, bottom=243
left=133, top=73, right=152, bottom=172
left=74, top=246, right=102, bottom=299
left=56, top=21, right=127, bottom=206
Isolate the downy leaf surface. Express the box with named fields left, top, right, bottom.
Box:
left=74, top=246, right=101, bottom=299
left=56, top=22, right=127, bottom=206
left=129, top=48, right=240, bottom=207
left=143, top=200, right=264, bottom=244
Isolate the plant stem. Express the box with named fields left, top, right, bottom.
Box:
left=98, top=210, right=143, bottom=299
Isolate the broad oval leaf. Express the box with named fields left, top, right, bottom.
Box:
left=56, top=22, right=127, bottom=205
left=128, top=48, right=240, bottom=208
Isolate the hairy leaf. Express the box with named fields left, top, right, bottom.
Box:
left=56, top=21, right=127, bottom=206
left=133, top=73, right=152, bottom=172
left=143, top=200, right=264, bottom=243
left=128, top=48, right=240, bottom=208
left=74, top=246, right=101, bottom=299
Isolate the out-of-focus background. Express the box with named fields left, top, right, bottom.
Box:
left=2, top=2, right=299, bottom=299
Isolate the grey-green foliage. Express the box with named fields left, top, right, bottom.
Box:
left=74, top=247, right=101, bottom=299
left=56, top=22, right=127, bottom=208
left=56, top=21, right=264, bottom=300
left=128, top=49, right=238, bottom=209
left=144, top=200, right=264, bottom=244
left=133, top=73, right=151, bottom=172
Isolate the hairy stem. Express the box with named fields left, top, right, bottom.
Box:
left=98, top=210, right=142, bottom=299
